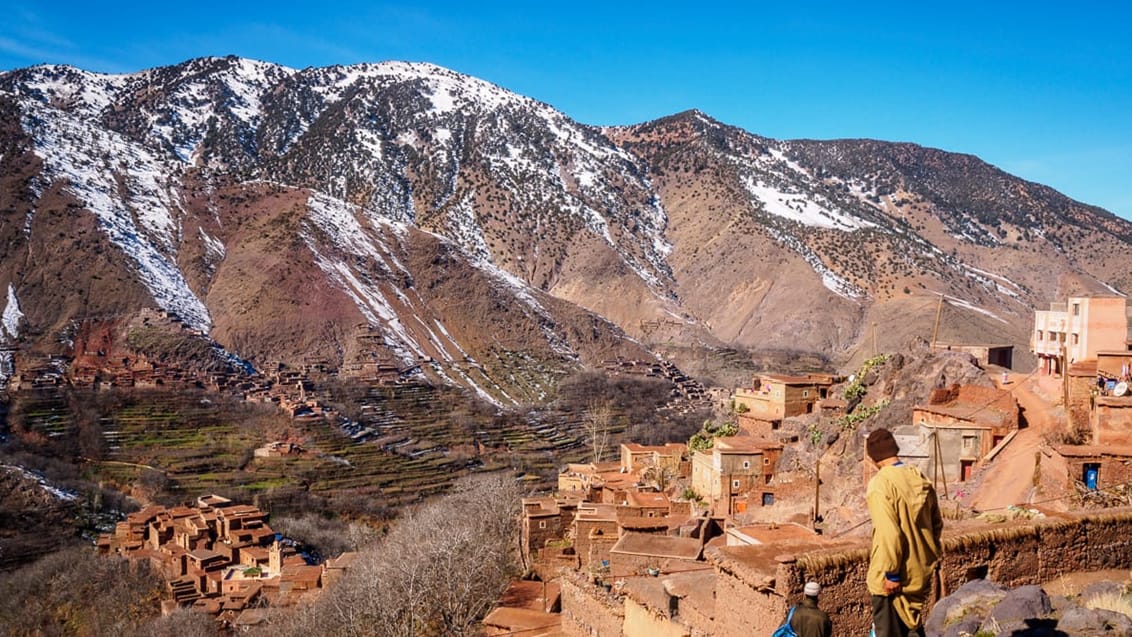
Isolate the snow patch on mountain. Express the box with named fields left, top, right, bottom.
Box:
left=198, top=227, right=226, bottom=263
left=442, top=190, right=493, bottom=263
left=3, top=284, right=24, bottom=340
left=1, top=464, right=79, bottom=502
left=18, top=65, right=129, bottom=118
left=944, top=295, right=1008, bottom=324
left=962, top=265, right=1023, bottom=299
left=18, top=97, right=212, bottom=331
left=745, top=177, right=872, bottom=230
left=767, top=228, right=865, bottom=300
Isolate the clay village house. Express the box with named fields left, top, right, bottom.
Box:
left=690, top=438, right=782, bottom=515
left=901, top=384, right=1020, bottom=484
left=931, top=342, right=1015, bottom=370
left=1090, top=350, right=1132, bottom=444
left=732, top=373, right=836, bottom=436
left=97, top=494, right=355, bottom=626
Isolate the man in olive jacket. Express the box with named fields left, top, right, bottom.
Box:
left=865, top=428, right=943, bottom=637
left=790, top=581, right=832, bottom=637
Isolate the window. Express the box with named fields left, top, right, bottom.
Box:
left=764, top=457, right=770, bottom=464
left=732, top=480, right=741, bottom=489
left=803, top=390, right=809, bottom=398
left=1036, top=331, right=1043, bottom=341
left=742, top=460, right=750, bottom=469
left=962, top=435, right=976, bottom=451
left=1073, top=303, right=1080, bottom=316
left=1072, top=333, right=1079, bottom=345
left=538, top=520, right=546, bottom=529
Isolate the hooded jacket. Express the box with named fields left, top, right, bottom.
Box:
left=866, top=463, right=943, bottom=629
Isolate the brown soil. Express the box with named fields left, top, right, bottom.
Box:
left=966, top=371, right=1069, bottom=512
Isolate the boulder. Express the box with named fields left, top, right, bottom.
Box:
left=925, top=579, right=1007, bottom=636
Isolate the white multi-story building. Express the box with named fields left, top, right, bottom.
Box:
left=1031, top=295, right=1129, bottom=374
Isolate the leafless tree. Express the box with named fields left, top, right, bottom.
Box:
left=584, top=400, right=613, bottom=463
left=263, top=473, right=521, bottom=637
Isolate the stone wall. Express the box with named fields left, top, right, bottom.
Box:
left=560, top=509, right=1132, bottom=636
left=561, top=571, right=625, bottom=637
left=783, top=510, right=1132, bottom=634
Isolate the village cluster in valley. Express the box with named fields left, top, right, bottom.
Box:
left=85, top=294, right=1132, bottom=634
left=486, top=294, right=1132, bottom=636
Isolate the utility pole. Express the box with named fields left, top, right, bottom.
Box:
left=930, top=294, right=944, bottom=348
left=933, top=429, right=950, bottom=500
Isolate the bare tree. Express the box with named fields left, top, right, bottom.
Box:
left=584, top=401, right=613, bottom=463
left=265, top=474, right=521, bottom=637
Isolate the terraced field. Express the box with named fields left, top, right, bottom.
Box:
left=3, top=383, right=613, bottom=519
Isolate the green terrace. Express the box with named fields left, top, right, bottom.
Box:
left=4, top=383, right=609, bottom=515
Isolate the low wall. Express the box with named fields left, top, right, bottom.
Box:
left=781, top=510, right=1132, bottom=634
left=560, top=571, right=625, bottom=637
left=560, top=509, right=1132, bottom=636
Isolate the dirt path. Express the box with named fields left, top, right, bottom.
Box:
left=966, top=371, right=1067, bottom=512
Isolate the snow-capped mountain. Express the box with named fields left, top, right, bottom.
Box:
left=0, top=56, right=1129, bottom=398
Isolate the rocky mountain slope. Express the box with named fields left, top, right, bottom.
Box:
left=1, top=56, right=1129, bottom=401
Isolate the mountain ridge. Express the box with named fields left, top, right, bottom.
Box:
left=1, top=56, right=1129, bottom=401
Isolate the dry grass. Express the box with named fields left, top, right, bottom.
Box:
left=1084, top=591, right=1132, bottom=619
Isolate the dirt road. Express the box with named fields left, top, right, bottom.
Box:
left=965, top=371, right=1068, bottom=512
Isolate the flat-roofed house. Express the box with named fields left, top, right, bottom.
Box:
left=908, top=384, right=1020, bottom=483
left=690, top=438, right=782, bottom=515
left=608, top=533, right=703, bottom=577
left=1032, top=295, right=1129, bottom=375
left=734, top=373, right=836, bottom=436
left=619, top=442, right=685, bottom=474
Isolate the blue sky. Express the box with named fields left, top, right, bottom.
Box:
left=2, top=2, right=1129, bottom=219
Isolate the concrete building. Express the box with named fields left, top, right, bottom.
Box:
left=1032, top=295, right=1129, bottom=375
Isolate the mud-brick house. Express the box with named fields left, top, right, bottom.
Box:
left=908, top=384, right=1020, bottom=483
left=733, top=374, right=836, bottom=436
left=620, top=442, right=686, bottom=474
left=724, top=522, right=819, bottom=547
left=691, top=438, right=782, bottom=515
left=1032, top=295, right=1129, bottom=375
left=520, top=496, right=580, bottom=565
left=557, top=462, right=631, bottom=503
left=608, top=533, right=704, bottom=578
left=1047, top=445, right=1132, bottom=491
left=620, top=569, right=716, bottom=637
left=574, top=504, right=619, bottom=573
left=932, top=342, right=1015, bottom=369
left=1091, top=351, right=1132, bottom=445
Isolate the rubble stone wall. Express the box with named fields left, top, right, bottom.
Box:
left=561, top=510, right=1132, bottom=636
left=560, top=572, right=624, bottom=637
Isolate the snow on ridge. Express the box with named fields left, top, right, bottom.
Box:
left=18, top=66, right=130, bottom=118
left=943, top=295, right=1008, bottom=324
left=19, top=98, right=211, bottom=331
left=3, top=284, right=24, bottom=340
left=744, top=177, right=872, bottom=231
left=1, top=464, right=79, bottom=502
left=961, top=265, right=1023, bottom=298
left=302, top=192, right=448, bottom=366
left=767, top=227, right=866, bottom=300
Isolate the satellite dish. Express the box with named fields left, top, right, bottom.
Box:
left=1115, top=382, right=1128, bottom=397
